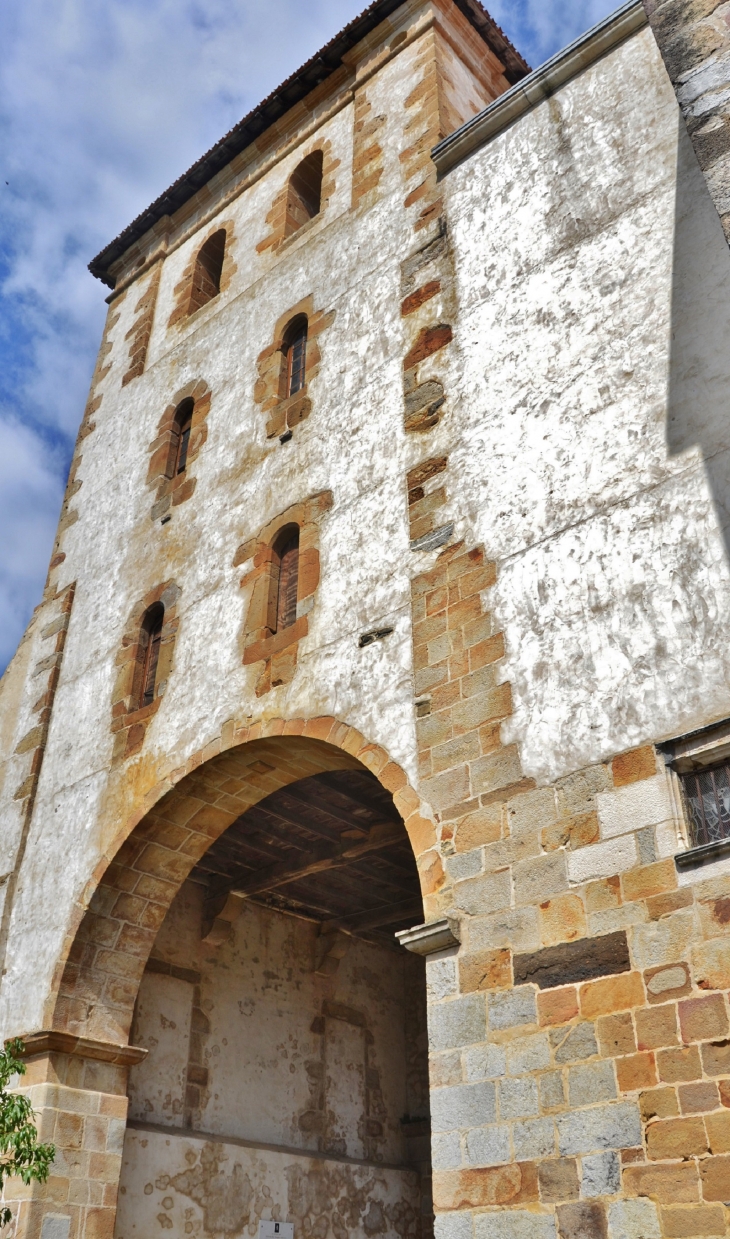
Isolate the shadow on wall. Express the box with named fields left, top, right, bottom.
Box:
left=667, top=120, right=730, bottom=555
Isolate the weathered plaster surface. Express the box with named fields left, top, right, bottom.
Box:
left=439, top=28, right=730, bottom=782
left=4, top=7, right=730, bottom=1239
left=117, top=884, right=427, bottom=1239
left=115, top=1131, right=421, bottom=1239
left=129, top=884, right=427, bottom=1163
left=2, top=16, right=729, bottom=1037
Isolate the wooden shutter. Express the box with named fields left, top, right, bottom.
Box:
left=141, top=607, right=164, bottom=707
left=287, top=326, right=307, bottom=396
left=176, top=415, right=192, bottom=473
left=276, top=533, right=299, bottom=631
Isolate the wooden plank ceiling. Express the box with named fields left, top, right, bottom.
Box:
left=190, top=769, right=423, bottom=948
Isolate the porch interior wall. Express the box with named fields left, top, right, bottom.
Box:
left=116, top=881, right=429, bottom=1239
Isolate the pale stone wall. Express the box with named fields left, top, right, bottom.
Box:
left=440, top=26, right=730, bottom=783
left=1, top=5, right=730, bottom=1239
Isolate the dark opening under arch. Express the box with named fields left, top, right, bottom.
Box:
left=282, top=317, right=308, bottom=398
left=172, top=397, right=194, bottom=475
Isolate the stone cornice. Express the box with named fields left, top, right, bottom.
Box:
left=433, top=0, right=648, bottom=176
left=13, top=1031, right=147, bottom=1066
left=396, top=916, right=461, bottom=955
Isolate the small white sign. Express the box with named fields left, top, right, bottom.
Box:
left=258, top=1223, right=293, bottom=1239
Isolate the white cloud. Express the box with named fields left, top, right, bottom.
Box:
left=0, top=0, right=621, bottom=674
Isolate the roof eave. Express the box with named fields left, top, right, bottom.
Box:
left=88, top=0, right=528, bottom=287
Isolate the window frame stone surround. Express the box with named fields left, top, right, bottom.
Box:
left=254, top=297, right=335, bottom=440
left=256, top=140, right=339, bottom=256
left=146, top=380, right=212, bottom=521
left=234, top=491, right=333, bottom=696
left=111, top=581, right=182, bottom=764
left=167, top=220, right=238, bottom=329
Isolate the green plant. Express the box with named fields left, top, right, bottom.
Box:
left=0, top=1040, right=55, bottom=1226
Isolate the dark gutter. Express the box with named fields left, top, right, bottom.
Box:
left=432, top=0, right=646, bottom=176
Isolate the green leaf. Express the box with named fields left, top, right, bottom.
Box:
left=0, top=1040, right=55, bottom=1228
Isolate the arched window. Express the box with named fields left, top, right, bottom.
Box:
left=274, top=528, right=299, bottom=632
left=283, top=317, right=308, bottom=398
left=139, top=603, right=164, bottom=708
left=171, top=397, right=194, bottom=475
left=189, top=229, right=226, bottom=315
left=285, top=151, right=323, bottom=237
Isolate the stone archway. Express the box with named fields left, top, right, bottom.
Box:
left=49, top=718, right=439, bottom=1047
left=6, top=718, right=440, bottom=1239
left=116, top=761, right=435, bottom=1239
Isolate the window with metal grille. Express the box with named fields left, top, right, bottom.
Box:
left=276, top=531, right=299, bottom=631
left=140, top=603, right=164, bottom=708
left=173, top=398, right=194, bottom=474
left=681, top=763, right=730, bottom=847
left=284, top=319, right=307, bottom=397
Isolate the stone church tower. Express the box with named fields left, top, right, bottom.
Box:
left=2, top=1, right=730, bottom=1238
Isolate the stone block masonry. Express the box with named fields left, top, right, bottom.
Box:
left=410, top=538, right=730, bottom=1234
left=411, top=539, right=533, bottom=852
left=1, top=1038, right=142, bottom=1239
left=121, top=261, right=161, bottom=386
left=421, top=717, right=730, bottom=1234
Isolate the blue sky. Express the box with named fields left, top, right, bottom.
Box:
left=0, top=0, right=620, bottom=674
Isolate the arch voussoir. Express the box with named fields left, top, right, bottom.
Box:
left=50, top=716, right=437, bottom=1047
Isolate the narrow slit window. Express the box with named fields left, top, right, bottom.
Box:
left=681, top=763, right=730, bottom=848
left=276, top=530, right=299, bottom=631
left=140, top=604, right=164, bottom=708
left=188, top=229, right=226, bottom=315
left=285, top=151, right=323, bottom=237
left=173, top=398, right=194, bottom=475
left=285, top=319, right=307, bottom=398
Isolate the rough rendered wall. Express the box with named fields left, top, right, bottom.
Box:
left=0, top=26, right=427, bottom=1038
left=439, top=28, right=730, bottom=782
left=117, top=884, right=427, bottom=1239
left=115, top=1132, right=421, bottom=1239
left=0, top=0, right=510, bottom=1041
left=127, top=884, right=427, bottom=1158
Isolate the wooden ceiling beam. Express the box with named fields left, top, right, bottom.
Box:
left=252, top=802, right=345, bottom=845
left=313, top=773, right=400, bottom=823
left=280, top=783, right=396, bottom=833
left=322, top=898, right=424, bottom=935
left=229, top=823, right=404, bottom=900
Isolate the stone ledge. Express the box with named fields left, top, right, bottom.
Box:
left=433, top=0, right=648, bottom=176
left=675, top=836, right=730, bottom=870
left=14, top=1031, right=147, bottom=1066
left=396, top=916, right=460, bottom=955
left=411, top=523, right=454, bottom=553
